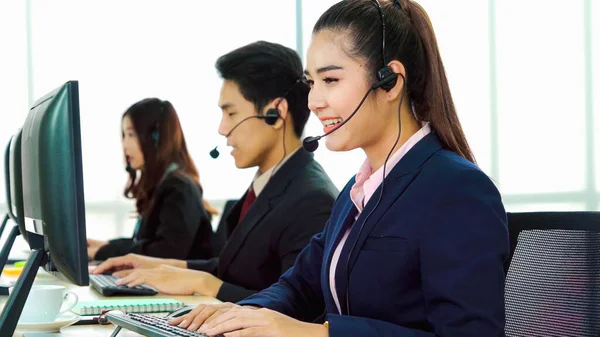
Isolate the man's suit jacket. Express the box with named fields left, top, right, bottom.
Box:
left=188, top=148, right=338, bottom=303
left=95, top=171, right=213, bottom=261
left=239, top=133, right=510, bottom=337
left=211, top=199, right=238, bottom=257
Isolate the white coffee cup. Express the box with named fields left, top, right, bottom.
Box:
left=10, top=285, right=79, bottom=324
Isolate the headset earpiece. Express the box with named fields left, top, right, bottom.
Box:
left=153, top=101, right=167, bottom=150
left=152, top=122, right=160, bottom=149
left=374, top=66, right=398, bottom=91
left=260, top=109, right=280, bottom=126
left=259, top=78, right=305, bottom=126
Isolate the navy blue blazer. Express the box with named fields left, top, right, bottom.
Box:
left=238, top=133, right=509, bottom=337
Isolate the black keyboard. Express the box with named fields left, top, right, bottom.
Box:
left=89, top=274, right=158, bottom=296
left=106, top=311, right=224, bottom=337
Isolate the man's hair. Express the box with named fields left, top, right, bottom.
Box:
left=216, top=41, right=310, bottom=137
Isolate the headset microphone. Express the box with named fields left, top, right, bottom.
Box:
left=301, top=136, right=321, bottom=152
left=208, top=115, right=259, bottom=159
left=209, top=146, right=220, bottom=159
left=208, top=112, right=278, bottom=159
left=125, top=161, right=134, bottom=173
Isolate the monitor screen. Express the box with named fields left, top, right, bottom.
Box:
left=20, top=80, right=88, bottom=286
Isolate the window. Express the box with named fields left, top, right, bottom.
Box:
left=1, top=0, right=599, bottom=237
left=495, top=0, right=587, bottom=195
left=29, top=0, right=296, bottom=208
left=0, top=1, right=28, bottom=206
left=418, top=0, right=492, bottom=175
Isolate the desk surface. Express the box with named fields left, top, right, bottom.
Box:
left=1, top=268, right=221, bottom=336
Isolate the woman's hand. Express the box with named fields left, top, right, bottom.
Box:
left=197, top=307, right=327, bottom=337
left=87, top=239, right=108, bottom=259
left=169, top=302, right=246, bottom=331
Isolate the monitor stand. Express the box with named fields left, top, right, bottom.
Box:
left=0, top=225, right=21, bottom=295
left=0, top=233, right=47, bottom=337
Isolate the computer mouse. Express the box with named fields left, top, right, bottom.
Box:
left=166, top=305, right=196, bottom=318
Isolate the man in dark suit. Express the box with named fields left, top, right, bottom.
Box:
left=92, top=41, right=339, bottom=303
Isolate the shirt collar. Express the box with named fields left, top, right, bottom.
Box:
left=350, top=122, right=431, bottom=212
left=252, top=146, right=301, bottom=197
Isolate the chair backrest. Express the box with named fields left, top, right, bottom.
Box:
left=505, top=211, right=600, bottom=337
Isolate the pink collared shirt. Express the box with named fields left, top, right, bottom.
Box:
left=329, top=123, right=431, bottom=314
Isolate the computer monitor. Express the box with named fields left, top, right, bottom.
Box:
left=22, top=80, right=89, bottom=284
left=1, top=137, right=14, bottom=237
left=0, top=80, right=89, bottom=335
left=0, top=130, right=28, bottom=280
left=8, top=129, right=26, bottom=241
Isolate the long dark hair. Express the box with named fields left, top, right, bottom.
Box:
left=314, top=0, right=475, bottom=163
left=122, top=98, right=217, bottom=217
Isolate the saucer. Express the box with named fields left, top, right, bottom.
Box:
left=15, top=313, right=81, bottom=333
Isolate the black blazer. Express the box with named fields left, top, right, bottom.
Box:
left=188, top=149, right=338, bottom=303
left=212, top=199, right=238, bottom=256
left=94, top=171, right=213, bottom=261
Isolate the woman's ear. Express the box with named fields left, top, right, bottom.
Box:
left=381, top=60, right=407, bottom=102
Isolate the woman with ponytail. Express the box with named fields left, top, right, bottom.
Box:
left=87, top=98, right=217, bottom=261
left=170, top=1, right=508, bottom=336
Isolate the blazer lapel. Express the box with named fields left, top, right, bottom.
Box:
left=334, top=133, right=444, bottom=313
left=218, top=149, right=314, bottom=274
left=323, top=196, right=358, bottom=312
left=224, top=199, right=242, bottom=238
left=218, top=197, right=271, bottom=275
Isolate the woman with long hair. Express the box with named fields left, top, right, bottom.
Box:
left=88, top=98, right=217, bottom=261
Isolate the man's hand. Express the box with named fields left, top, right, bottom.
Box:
left=91, top=253, right=185, bottom=275
left=115, top=265, right=223, bottom=296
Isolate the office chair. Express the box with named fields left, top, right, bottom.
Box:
left=505, top=211, right=600, bottom=337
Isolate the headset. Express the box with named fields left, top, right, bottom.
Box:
left=210, top=78, right=304, bottom=159
left=151, top=101, right=167, bottom=150
left=151, top=122, right=160, bottom=150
